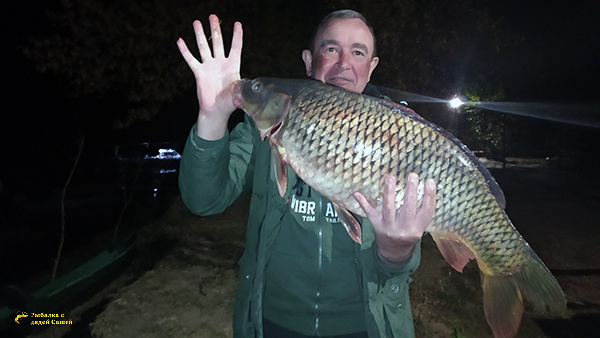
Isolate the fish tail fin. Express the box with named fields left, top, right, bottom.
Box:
left=517, top=248, right=566, bottom=315
left=481, top=248, right=566, bottom=338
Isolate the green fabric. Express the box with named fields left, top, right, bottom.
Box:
left=179, top=88, right=421, bottom=337
left=262, top=172, right=366, bottom=336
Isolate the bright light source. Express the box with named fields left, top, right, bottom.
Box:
left=449, top=97, right=464, bottom=108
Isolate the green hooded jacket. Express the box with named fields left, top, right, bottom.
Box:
left=179, top=85, right=421, bottom=338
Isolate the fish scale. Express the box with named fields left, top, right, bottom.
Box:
left=234, top=77, right=566, bottom=338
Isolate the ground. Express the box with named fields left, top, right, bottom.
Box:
left=25, top=164, right=600, bottom=338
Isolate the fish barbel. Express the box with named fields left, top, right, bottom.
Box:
left=233, top=77, right=566, bottom=338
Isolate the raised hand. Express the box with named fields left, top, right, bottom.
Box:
left=177, top=14, right=243, bottom=140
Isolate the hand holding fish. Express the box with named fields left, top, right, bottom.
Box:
left=353, top=173, right=436, bottom=265
left=177, top=14, right=243, bottom=140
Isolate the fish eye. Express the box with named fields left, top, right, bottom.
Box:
left=251, top=81, right=263, bottom=93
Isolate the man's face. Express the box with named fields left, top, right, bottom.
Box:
left=302, top=18, right=379, bottom=93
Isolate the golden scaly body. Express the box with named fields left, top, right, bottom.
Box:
left=279, top=82, right=528, bottom=276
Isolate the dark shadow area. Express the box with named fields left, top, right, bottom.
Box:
left=537, top=312, right=600, bottom=338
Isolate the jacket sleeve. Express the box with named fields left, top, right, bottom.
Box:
left=362, top=242, right=421, bottom=338
left=360, top=219, right=421, bottom=337
left=178, top=115, right=259, bottom=216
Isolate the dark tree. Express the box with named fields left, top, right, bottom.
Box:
left=24, top=0, right=511, bottom=134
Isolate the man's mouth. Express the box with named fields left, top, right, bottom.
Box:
left=326, top=76, right=352, bottom=85
left=326, top=77, right=355, bottom=91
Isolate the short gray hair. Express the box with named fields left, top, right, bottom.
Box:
left=308, top=9, right=377, bottom=57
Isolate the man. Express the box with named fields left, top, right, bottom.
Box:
left=176, top=10, right=436, bottom=337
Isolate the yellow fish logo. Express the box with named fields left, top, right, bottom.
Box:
left=15, top=311, right=28, bottom=324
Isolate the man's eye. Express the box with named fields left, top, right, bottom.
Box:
left=326, top=47, right=336, bottom=53
left=353, top=50, right=365, bottom=56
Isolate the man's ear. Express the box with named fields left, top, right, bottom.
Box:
left=301, top=49, right=313, bottom=76
left=368, top=56, right=379, bottom=80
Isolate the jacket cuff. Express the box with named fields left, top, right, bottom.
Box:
left=188, top=123, right=230, bottom=153
left=375, top=240, right=421, bottom=276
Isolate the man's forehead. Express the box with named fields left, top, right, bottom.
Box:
left=314, top=18, right=374, bottom=49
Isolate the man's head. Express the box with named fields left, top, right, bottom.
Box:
left=302, top=10, right=379, bottom=93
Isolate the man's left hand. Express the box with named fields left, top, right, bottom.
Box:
left=353, top=173, right=436, bottom=265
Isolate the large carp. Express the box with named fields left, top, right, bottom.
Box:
left=232, top=77, right=566, bottom=338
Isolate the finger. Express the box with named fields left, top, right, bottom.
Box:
left=228, top=21, right=243, bottom=62
left=353, top=192, right=379, bottom=221
left=177, top=38, right=200, bottom=69
left=209, top=14, right=225, bottom=58
left=415, top=178, right=436, bottom=231
left=398, top=172, right=418, bottom=225
left=381, top=175, right=397, bottom=226
left=193, top=20, right=212, bottom=61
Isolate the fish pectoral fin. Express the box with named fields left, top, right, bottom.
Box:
left=430, top=233, right=475, bottom=273
left=334, top=205, right=362, bottom=245
left=271, top=147, right=287, bottom=197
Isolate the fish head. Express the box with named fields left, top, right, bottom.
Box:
left=233, top=78, right=292, bottom=140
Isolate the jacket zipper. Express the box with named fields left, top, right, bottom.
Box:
left=314, top=197, right=323, bottom=335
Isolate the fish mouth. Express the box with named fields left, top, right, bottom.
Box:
left=232, top=79, right=246, bottom=109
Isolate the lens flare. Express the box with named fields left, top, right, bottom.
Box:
left=376, top=85, right=599, bottom=128
left=449, top=97, right=464, bottom=108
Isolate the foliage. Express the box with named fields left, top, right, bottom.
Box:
left=24, top=0, right=512, bottom=129
left=462, top=83, right=507, bottom=154
left=24, top=0, right=226, bottom=127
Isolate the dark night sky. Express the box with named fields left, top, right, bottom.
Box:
left=1, top=0, right=599, bottom=193
left=489, top=1, right=599, bottom=101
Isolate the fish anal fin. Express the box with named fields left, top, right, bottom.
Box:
left=482, top=273, right=524, bottom=338
left=271, top=147, right=287, bottom=197
left=333, top=205, right=362, bottom=245
left=430, top=233, right=475, bottom=273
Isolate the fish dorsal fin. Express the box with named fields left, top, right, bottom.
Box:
left=333, top=204, right=362, bottom=245
left=430, top=233, right=475, bottom=273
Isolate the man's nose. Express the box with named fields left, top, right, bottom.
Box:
left=336, top=51, right=351, bottom=69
